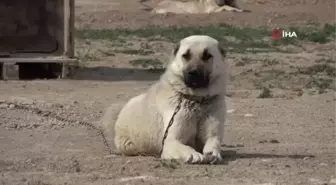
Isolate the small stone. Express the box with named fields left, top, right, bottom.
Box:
left=244, top=113, right=254, bottom=117
left=319, top=163, right=328, bottom=166
left=32, top=124, right=40, bottom=128
left=44, top=103, right=53, bottom=108
left=7, top=123, right=18, bottom=128
left=236, top=144, right=244, bottom=147
left=303, top=157, right=310, bottom=160
left=330, top=178, right=336, bottom=184
left=8, top=104, right=15, bottom=109
left=285, top=164, right=290, bottom=168
left=21, top=100, right=34, bottom=105
left=259, top=140, right=267, bottom=143
left=0, top=103, right=8, bottom=109
left=227, top=109, right=235, bottom=113
left=269, top=139, right=280, bottom=143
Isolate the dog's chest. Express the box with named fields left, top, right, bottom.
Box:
left=176, top=99, right=212, bottom=138
left=182, top=99, right=210, bottom=120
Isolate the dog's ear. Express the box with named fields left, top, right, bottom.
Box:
left=173, top=44, right=180, bottom=56
left=168, top=43, right=180, bottom=64
left=217, top=43, right=227, bottom=59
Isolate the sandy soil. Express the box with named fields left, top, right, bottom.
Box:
left=75, top=0, right=335, bottom=29
left=1, top=0, right=335, bottom=185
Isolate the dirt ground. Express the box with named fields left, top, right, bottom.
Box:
left=75, top=0, right=335, bottom=29
left=1, top=0, right=336, bottom=185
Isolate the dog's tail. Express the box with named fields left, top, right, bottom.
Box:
left=139, top=0, right=153, bottom=12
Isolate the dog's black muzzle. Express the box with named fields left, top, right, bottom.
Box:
left=183, top=69, right=210, bottom=89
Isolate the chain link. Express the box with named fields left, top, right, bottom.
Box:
left=2, top=101, right=116, bottom=155
left=3, top=94, right=208, bottom=158
left=158, top=94, right=217, bottom=157
left=159, top=96, right=182, bottom=156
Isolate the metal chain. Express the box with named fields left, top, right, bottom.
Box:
left=159, top=96, right=182, bottom=156
left=3, top=93, right=210, bottom=158
left=2, top=101, right=115, bottom=155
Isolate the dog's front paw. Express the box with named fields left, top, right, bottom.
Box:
left=202, top=137, right=223, bottom=164
left=204, top=149, right=222, bottom=164
left=161, top=144, right=206, bottom=164
left=233, top=8, right=243, bottom=12
left=185, top=150, right=206, bottom=164
left=233, top=8, right=250, bottom=13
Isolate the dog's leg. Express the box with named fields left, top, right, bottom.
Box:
left=160, top=110, right=206, bottom=164
left=114, top=135, right=139, bottom=155
left=161, top=139, right=206, bottom=163
left=202, top=134, right=222, bottom=164
left=214, top=5, right=244, bottom=12
left=197, top=105, right=225, bottom=164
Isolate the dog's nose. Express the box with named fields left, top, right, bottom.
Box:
left=183, top=69, right=209, bottom=89
left=187, top=70, right=201, bottom=78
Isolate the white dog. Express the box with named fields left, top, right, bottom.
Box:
left=102, top=35, right=228, bottom=164
left=141, top=0, right=248, bottom=14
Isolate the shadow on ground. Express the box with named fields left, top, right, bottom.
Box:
left=109, top=149, right=316, bottom=166
left=71, top=66, right=164, bottom=81
left=220, top=150, right=315, bottom=165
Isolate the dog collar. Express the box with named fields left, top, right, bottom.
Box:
left=178, top=93, right=219, bottom=104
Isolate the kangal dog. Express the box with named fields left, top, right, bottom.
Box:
left=141, top=0, right=248, bottom=14
left=102, top=35, right=229, bottom=164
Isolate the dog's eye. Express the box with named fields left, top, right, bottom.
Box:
left=182, top=49, right=191, bottom=60
left=202, top=49, right=212, bottom=61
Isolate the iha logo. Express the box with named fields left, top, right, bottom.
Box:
left=272, top=28, right=297, bottom=39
